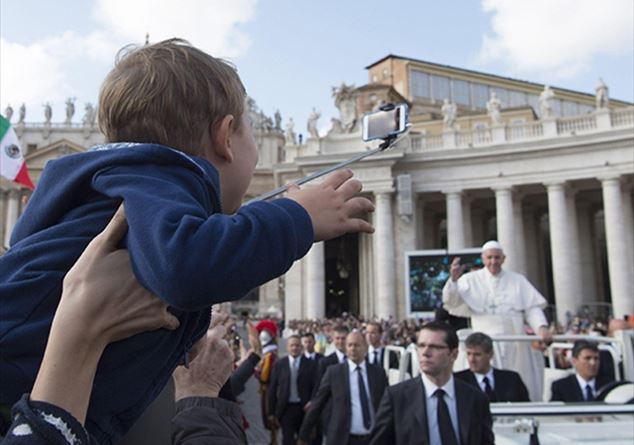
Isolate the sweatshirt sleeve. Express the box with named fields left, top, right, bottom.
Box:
left=92, top=164, right=314, bottom=310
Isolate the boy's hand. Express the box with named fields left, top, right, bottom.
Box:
left=286, top=169, right=374, bottom=241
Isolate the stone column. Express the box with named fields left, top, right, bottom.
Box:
left=283, top=258, right=303, bottom=321
left=462, top=194, right=473, bottom=248
left=577, top=202, right=598, bottom=305
left=3, top=190, right=20, bottom=248
left=565, top=190, right=583, bottom=305
left=546, top=183, right=577, bottom=325
left=513, top=196, right=527, bottom=276
left=494, top=187, right=517, bottom=271
left=523, top=205, right=540, bottom=288
left=374, top=192, right=396, bottom=318
left=305, top=242, right=325, bottom=319
left=601, top=177, right=634, bottom=318
left=445, top=191, right=465, bottom=250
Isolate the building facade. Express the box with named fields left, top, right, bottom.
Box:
left=2, top=56, right=633, bottom=325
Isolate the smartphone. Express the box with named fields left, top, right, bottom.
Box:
left=362, top=103, right=409, bottom=142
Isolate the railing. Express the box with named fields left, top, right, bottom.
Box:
left=411, top=134, right=443, bottom=152
left=408, top=107, right=633, bottom=152
left=611, top=107, right=634, bottom=127
left=557, top=114, right=597, bottom=134
left=506, top=121, right=543, bottom=141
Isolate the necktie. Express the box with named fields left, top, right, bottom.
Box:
left=373, top=350, right=379, bottom=365
left=289, top=358, right=300, bottom=402
left=356, top=366, right=372, bottom=430
left=434, top=389, right=459, bottom=445
left=482, top=376, right=496, bottom=402
left=585, top=384, right=594, bottom=401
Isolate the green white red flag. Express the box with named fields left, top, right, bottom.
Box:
left=0, top=115, right=34, bottom=190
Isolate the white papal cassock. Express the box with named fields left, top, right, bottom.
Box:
left=442, top=267, right=548, bottom=401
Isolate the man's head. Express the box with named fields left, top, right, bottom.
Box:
left=333, top=326, right=349, bottom=353
left=464, top=332, right=494, bottom=375
left=301, top=332, right=316, bottom=353
left=571, top=340, right=600, bottom=381
left=365, top=322, right=382, bottom=348
left=286, top=335, right=302, bottom=358
left=98, top=38, right=257, bottom=213
left=417, top=321, right=459, bottom=381
left=481, top=240, right=505, bottom=275
left=346, top=331, right=368, bottom=365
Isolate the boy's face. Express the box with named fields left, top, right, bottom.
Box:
left=221, top=111, right=258, bottom=213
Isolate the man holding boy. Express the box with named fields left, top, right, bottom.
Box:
left=0, top=38, right=375, bottom=444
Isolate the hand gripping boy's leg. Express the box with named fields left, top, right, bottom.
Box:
left=285, top=169, right=375, bottom=241
left=30, top=204, right=180, bottom=425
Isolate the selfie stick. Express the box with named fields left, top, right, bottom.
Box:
left=245, top=134, right=402, bottom=205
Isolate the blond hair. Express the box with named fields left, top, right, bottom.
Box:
left=98, top=38, right=246, bottom=155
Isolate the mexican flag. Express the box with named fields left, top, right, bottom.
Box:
left=1, top=115, right=34, bottom=190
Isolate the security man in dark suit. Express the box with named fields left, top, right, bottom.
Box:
left=268, top=335, right=318, bottom=445
left=370, top=321, right=494, bottom=445
left=299, top=331, right=388, bottom=445
left=551, top=339, right=613, bottom=402
left=365, top=322, right=399, bottom=370
left=302, top=332, right=323, bottom=362
left=455, top=332, right=530, bottom=402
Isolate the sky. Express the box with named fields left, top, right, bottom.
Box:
left=1, top=0, right=633, bottom=137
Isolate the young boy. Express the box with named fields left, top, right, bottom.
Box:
left=0, top=38, right=374, bottom=444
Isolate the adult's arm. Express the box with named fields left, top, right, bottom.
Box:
left=441, top=279, right=473, bottom=317
left=230, top=352, right=261, bottom=397
left=478, top=395, right=495, bottom=445
left=171, top=397, right=246, bottom=445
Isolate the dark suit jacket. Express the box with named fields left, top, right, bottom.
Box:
left=455, top=368, right=530, bottom=402
left=268, top=355, right=317, bottom=418
left=369, top=376, right=494, bottom=445
left=550, top=374, right=613, bottom=402
left=367, top=347, right=399, bottom=369
left=299, top=362, right=388, bottom=443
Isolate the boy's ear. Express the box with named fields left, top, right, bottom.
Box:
left=210, top=115, right=235, bottom=163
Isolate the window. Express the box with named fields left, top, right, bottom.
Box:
left=509, top=90, right=527, bottom=107
left=472, top=83, right=489, bottom=109
left=431, top=75, right=451, bottom=101
left=410, top=70, right=431, bottom=99
left=453, top=79, right=470, bottom=106
left=562, top=101, right=579, bottom=117
left=527, top=94, right=540, bottom=116
left=491, top=87, right=509, bottom=107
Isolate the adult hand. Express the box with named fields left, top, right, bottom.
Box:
left=449, top=257, right=464, bottom=282
left=57, top=204, right=180, bottom=347
left=538, top=326, right=553, bottom=346
left=286, top=169, right=375, bottom=241
left=246, top=319, right=262, bottom=355
left=173, top=325, right=234, bottom=401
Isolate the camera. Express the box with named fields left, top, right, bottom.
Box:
left=362, top=103, right=409, bottom=142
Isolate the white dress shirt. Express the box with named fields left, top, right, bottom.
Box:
left=575, top=373, right=597, bottom=399
left=474, top=368, right=495, bottom=392
left=368, top=345, right=382, bottom=366
left=335, top=349, right=346, bottom=363
left=421, top=373, right=461, bottom=445
left=348, top=360, right=373, bottom=435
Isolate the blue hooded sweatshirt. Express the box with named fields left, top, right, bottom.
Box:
left=0, top=143, right=313, bottom=444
